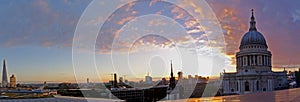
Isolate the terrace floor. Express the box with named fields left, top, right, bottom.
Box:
left=2, top=88, right=300, bottom=102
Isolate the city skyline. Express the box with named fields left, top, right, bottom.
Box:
left=1, top=0, right=300, bottom=83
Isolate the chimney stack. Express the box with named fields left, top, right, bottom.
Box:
left=113, top=73, right=118, bottom=88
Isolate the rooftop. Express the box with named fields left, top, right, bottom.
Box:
left=186, top=88, right=300, bottom=102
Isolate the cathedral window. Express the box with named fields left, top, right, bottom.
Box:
left=256, top=81, right=259, bottom=91
left=258, top=56, right=262, bottom=65
left=248, top=56, right=251, bottom=65
left=245, top=81, right=250, bottom=91
left=250, top=56, right=253, bottom=65
left=268, top=56, right=270, bottom=66
left=243, top=56, right=247, bottom=66
left=238, top=57, right=240, bottom=67
left=254, top=55, right=256, bottom=65
left=262, top=56, right=265, bottom=65
left=266, top=56, right=268, bottom=66
left=236, top=82, right=239, bottom=91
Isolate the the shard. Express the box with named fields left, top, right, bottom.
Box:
left=2, top=59, right=8, bottom=87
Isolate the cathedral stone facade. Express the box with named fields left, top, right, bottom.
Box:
left=221, top=10, right=287, bottom=94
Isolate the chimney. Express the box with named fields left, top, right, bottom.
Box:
left=114, top=73, right=118, bottom=88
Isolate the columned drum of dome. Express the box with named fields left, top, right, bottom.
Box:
left=221, top=9, right=287, bottom=95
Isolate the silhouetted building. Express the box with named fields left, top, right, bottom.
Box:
left=145, top=74, right=152, bottom=84
left=177, top=71, right=183, bottom=80
left=295, top=68, right=300, bottom=87
left=158, top=78, right=167, bottom=85
left=119, top=77, right=123, bottom=83
left=169, top=61, right=176, bottom=90
left=113, top=73, right=118, bottom=88
left=2, top=59, right=8, bottom=87
left=188, top=75, right=192, bottom=79
left=10, top=74, right=16, bottom=88
left=111, top=86, right=167, bottom=102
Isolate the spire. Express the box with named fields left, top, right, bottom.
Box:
left=3, top=59, right=5, bottom=68
left=249, top=9, right=257, bottom=31
left=2, top=59, right=8, bottom=87
left=169, top=60, right=176, bottom=90
left=170, top=60, right=173, bottom=77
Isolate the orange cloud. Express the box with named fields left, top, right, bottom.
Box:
left=210, top=7, right=248, bottom=66
left=117, top=16, right=136, bottom=25
left=171, top=5, right=187, bottom=20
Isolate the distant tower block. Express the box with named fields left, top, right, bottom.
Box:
left=10, top=74, right=16, bottom=88
left=145, top=73, right=152, bottom=84
left=119, top=77, right=123, bottom=83
left=2, top=59, right=8, bottom=87
left=87, top=78, right=89, bottom=83
left=177, top=71, right=183, bottom=80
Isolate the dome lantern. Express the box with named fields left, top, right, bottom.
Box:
left=249, top=9, right=257, bottom=31
left=239, top=9, right=268, bottom=49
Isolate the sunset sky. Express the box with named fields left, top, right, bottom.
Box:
left=1, top=0, right=300, bottom=83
